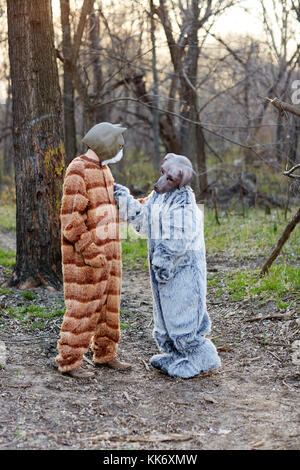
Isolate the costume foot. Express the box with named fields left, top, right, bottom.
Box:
left=100, top=359, right=132, bottom=370
left=63, top=366, right=95, bottom=378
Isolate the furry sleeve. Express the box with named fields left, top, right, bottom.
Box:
left=61, top=160, right=106, bottom=268
left=114, top=183, right=152, bottom=236
left=152, top=203, right=202, bottom=283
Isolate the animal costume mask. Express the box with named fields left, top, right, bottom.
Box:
left=56, top=123, right=126, bottom=373
left=82, top=122, right=127, bottom=162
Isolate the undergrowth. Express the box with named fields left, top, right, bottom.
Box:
left=208, top=265, right=299, bottom=311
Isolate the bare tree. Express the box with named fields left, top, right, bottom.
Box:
left=151, top=0, right=236, bottom=198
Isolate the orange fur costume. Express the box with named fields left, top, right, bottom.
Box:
left=55, top=154, right=122, bottom=373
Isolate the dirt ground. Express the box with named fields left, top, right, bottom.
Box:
left=0, top=229, right=299, bottom=451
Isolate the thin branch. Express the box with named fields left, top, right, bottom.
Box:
left=263, top=96, right=300, bottom=119
left=96, top=96, right=279, bottom=167
left=71, top=0, right=95, bottom=65
left=283, top=163, right=300, bottom=179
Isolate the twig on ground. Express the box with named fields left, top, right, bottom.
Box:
left=83, top=354, right=94, bottom=366
left=123, top=391, right=134, bottom=405
left=87, top=431, right=197, bottom=443
left=267, top=350, right=282, bottom=362
left=256, top=339, right=293, bottom=348
left=140, top=358, right=150, bottom=371
left=245, top=313, right=292, bottom=322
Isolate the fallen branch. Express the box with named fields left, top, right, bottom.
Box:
left=86, top=432, right=196, bottom=443
left=83, top=354, right=94, bottom=366
left=260, top=207, right=300, bottom=275
left=140, top=358, right=150, bottom=371
left=123, top=391, right=134, bottom=405
left=245, top=313, right=292, bottom=323
left=256, top=340, right=293, bottom=348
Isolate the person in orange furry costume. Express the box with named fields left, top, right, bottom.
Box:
left=55, top=123, right=130, bottom=378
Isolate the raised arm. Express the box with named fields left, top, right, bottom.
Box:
left=114, top=183, right=152, bottom=236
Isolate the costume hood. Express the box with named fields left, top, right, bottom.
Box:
left=82, top=122, right=127, bottom=162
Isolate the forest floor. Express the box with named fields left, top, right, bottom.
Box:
left=0, top=218, right=299, bottom=452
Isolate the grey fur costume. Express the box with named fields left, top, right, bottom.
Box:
left=114, top=183, right=221, bottom=379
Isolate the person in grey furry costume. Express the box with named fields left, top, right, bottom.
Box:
left=114, top=153, right=221, bottom=379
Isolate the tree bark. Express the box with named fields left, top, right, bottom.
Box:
left=7, top=0, right=65, bottom=289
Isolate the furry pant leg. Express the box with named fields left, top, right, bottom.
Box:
left=55, top=299, right=101, bottom=373
left=91, top=270, right=121, bottom=364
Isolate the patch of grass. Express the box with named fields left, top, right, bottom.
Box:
left=21, top=291, right=37, bottom=301
left=204, top=207, right=300, bottom=261
left=0, top=248, right=16, bottom=269
left=7, top=304, right=65, bottom=329
left=119, top=309, right=132, bottom=330
left=222, top=264, right=299, bottom=308
left=0, top=205, right=16, bottom=231
left=0, top=288, right=13, bottom=295
left=121, top=236, right=148, bottom=268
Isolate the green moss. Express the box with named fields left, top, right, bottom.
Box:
left=44, top=142, right=65, bottom=174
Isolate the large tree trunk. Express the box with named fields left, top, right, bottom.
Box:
left=7, top=0, right=65, bottom=289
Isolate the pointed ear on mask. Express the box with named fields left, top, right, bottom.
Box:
left=179, top=166, right=196, bottom=188
left=114, top=123, right=127, bottom=134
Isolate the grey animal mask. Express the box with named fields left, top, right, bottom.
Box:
left=154, top=153, right=196, bottom=194
left=82, top=122, right=127, bottom=162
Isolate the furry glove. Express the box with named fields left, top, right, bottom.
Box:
left=81, top=242, right=107, bottom=269
left=151, top=253, right=174, bottom=283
